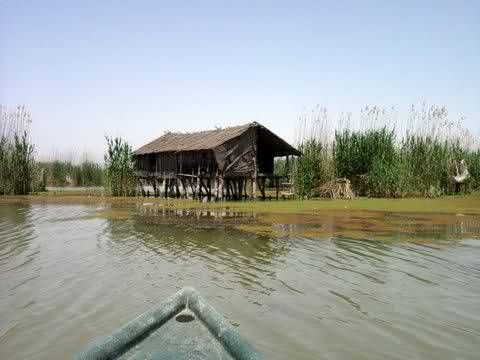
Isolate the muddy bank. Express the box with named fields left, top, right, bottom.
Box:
left=1, top=190, right=480, bottom=216
left=84, top=203, right=480, bottom=242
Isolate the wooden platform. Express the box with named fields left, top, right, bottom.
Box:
left=136, top=171, right=286, bottom=201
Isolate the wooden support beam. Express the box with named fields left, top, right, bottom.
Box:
left=195, top=165, right=201, bottom=199
left=218, top=175, right=224, bottom=201
left=213, top=173, right=218, bottom=201
left=285, top=155, right=289, bottom=178
left=180, top=178, right=187, bottom=198
left=175, top=178, right=180, bottom=198
left=275, top=177, right=280, bottom=200
left=139, top=178, right=146, bottom=197
left=207, top=178, right=211, bottom=201
left=226, top=179, right=231, bottom=200
left=163, top=173, right=168, bottom=198
left=238, top=179, right=243, bottom=200
left=198, top=177, right=203, bottom=199
left=187, top=177, right=195, bottom=198
left=257, top=177, right=266, bottom=200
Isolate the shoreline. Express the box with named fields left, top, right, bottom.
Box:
left=1, top=190, right=479, bottom=215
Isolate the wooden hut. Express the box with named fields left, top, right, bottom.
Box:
left=133, top=122, right=300, bottom=200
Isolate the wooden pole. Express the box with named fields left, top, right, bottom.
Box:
left=175, top=178, right=180, bottom=198
left=195, top=165, right=201, bottom=200
left=180, top=178, right=187, bottom=198
left=213, top=171, right=219, bottom=201
left=163, top=173, right=168, bottom=198
left=139, top=178, right=146, bottom=197
left=285, top=156, right=289, bottom=178
left=258, top=177, right=266, bottom=200
left=238, top=179, right=243, bottom=200
left=207, top=178, right=211, bottom=201
left=218, top=175, right=224, bottom=201
left=275, top=177, right=279, bottom=200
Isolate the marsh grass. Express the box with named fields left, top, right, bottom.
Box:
left=0, top=106, right=43, bottom=194
left=295, top=104, right=480, bottom=198
left=293, top=107, right=334, bottom=197
left=41, top=158, right=103, bottom=186
left=104, top=136, right=136, bottom=196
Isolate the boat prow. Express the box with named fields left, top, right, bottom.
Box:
left=77, top=287, right=262, bottom=359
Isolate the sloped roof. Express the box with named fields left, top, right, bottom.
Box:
left=133, top=122, right=300, bottom=156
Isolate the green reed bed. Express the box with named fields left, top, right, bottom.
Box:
left=41, top=159, right=103, bottom=186
left=104, top=136, right=136, bottom=196
left=292, top=104, right=480, bottom=198
left=0, top=106, right=44, bottom=195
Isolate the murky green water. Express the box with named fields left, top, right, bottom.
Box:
left=1, top=203, right=480, bottom=359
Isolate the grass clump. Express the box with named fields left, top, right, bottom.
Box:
left=104, top=136, right=136, bottom=196
left=0, top=106, right=43, bottom=195
left=41, top=158, right=103, bottom=186
left=294, top=104, right=480, bottom=198
left=292, top=107, right=334, bottom=198
left=294, top=140, right=333, bottom=197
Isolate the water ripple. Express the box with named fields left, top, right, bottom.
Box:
left=0, top=203, right=480, bottom=360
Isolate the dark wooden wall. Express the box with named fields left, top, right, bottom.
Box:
left=134, top=150, right=217, bottom=175
left=135, top=126, right=287, bottom=177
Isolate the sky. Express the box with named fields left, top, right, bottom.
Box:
left=1, top=0, right=479, bottom=162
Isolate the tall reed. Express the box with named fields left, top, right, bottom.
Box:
left=0, top=106, right=41, bottom=195
left=293, top=107, right=334, bottom=197
left=295, top=104, right=480, bottom=198
left=41, top=158, right=103, bottom=186
left=104, top=136, right=136, bottom=196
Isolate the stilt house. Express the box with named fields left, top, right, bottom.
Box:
left=133, top=122, right=300, bottom=200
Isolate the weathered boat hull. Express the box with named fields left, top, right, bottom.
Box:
left=77, top=287, right=262, bottom=360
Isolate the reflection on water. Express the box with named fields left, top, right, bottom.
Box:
left=1, top=203, right=480, bottom=359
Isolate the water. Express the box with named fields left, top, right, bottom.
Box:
left=1, top=203, right=480, bottom=359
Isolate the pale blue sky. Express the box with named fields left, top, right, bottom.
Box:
left=1, top=0, right=479, bottom=161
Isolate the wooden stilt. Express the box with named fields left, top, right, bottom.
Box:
left=238, top=179, right=243, bottom=200
left=183, top=178, right=188, bottom=198
left=218, top=175, right=224, bottom=201
left=226, top=179, right=231, bottom=200
left=275, top=177, right=279, bottom=200
left=139, top=178, right=146, bottom=197
left=195, top=165, right=201, bottom=200
left=257, top=177, right=266, bottom=200
left=207, top=178, right=212, bottom=201
left=213, top=175, right=218, bottom=201
left=163, top=173, right=167, bottom=198
left=175, top=179, right=180, bottom=198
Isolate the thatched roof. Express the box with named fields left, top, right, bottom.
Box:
left=133, top=122, right=300, bottom=156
